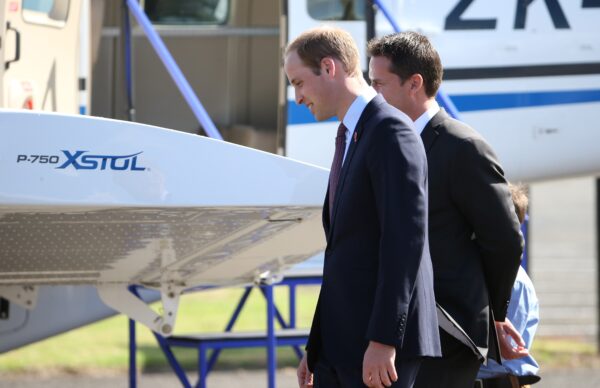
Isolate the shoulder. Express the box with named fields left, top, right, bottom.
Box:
left=434, top=114, right=487, bottom=147
left=432, top=116, right=499, bottom=163
left=366, top=95, right=412, bottom=123
left=361, top=101, right=426, bottom=166
left=364, top=97, right=415, bottom=137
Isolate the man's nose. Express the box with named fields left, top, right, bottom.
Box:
left=295, top=90, right=304, bottom=105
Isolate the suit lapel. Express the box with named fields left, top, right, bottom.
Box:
left=322, top=188, right=331, bottom=239
left=421, top=109, right=448, bottom=153
left=328, top=95, right=383, bottom=236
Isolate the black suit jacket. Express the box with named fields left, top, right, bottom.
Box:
left=306, top=95, right=441, bottom=371
left=421, top=109, right=523, bottom=355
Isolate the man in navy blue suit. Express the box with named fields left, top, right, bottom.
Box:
left=284, top=27, right=441, bottom=388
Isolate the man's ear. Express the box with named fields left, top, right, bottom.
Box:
left=321, top=57, right=336, bottom=77
left=409, top=74, right=425, bottom=95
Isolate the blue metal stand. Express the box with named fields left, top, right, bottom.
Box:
left=127, top=285, right=138, bottom=388
left=153, top=331, right=192, bottom=388
left=129, top=318, right=136, bottom=388
left=128, top=275, right=322, bottom=388
left=265, top=285, right=276, bottom=388
left=205, top=287, right=253, bottom=372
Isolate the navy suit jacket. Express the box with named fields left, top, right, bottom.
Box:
left=306, top=95, right=441, bottom=371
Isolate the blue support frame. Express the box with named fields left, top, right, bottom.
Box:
left=199, top=343, right=208, bottom=388
left=128, top=286, right=191, bottom=388
left=265, top=285, right=276, bottom=388
left=205, top=287, right=253, bottom=372
left=128, top=275, right=323, bottom=388
left=128, top=306, right=137, bottom=387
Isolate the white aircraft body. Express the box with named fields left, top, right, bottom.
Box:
left=286, top=0, right=600, bottom=182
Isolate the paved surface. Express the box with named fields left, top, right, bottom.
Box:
left=2, top=367, right=600, bottom=388
left=1, top=369, right=294, bottom=388
left=529, top=177, right=598, bottom=338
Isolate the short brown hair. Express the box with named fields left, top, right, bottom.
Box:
left=509, top=183, right=529, bottom=224
left=367, top=31, right=442, bottom=97
left=285, top=26, right=361, bottom=77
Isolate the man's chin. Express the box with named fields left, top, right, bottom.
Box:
left=314, top=112, right=335, bottom=122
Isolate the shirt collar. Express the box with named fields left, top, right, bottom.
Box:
left=340, top=87, right=377, bottom=163
left=414, top=100, right=440, bottom=135
left=342, top=87, right=377, bottom=134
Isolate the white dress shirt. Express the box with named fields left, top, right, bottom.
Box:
left=340, top=87, right=377, bottom=163
left=414, top=101, right=441, bottom=135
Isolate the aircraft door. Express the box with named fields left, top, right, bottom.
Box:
left=0, top=0, right=8, bottom=106
left=1, top=0, right=80, bottom=113
left=283, top=0, right=368, bottom=168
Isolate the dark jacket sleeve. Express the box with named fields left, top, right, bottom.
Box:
left=450, top=136, right=524, bottom=321
left=364, top=117, right=428, bottom=346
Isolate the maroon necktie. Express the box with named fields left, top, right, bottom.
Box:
left=329, top=123, right=347, bottom=219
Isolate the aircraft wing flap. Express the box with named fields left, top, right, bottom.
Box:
left=0, top=110, right=328, bottom=289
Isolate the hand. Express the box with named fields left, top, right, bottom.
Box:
left=297, top=353, right=313, bottom=388
left=362, top=341, right=398, bottom=388
left=495, top=318, right=529, bottom=360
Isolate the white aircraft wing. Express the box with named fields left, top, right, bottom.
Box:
left=0, top=110, right=328, bottom=336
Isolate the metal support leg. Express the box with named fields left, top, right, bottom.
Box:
left=287, top=284, right=303, bottom=360
left=289, top=284, right=296, bottom=328
left=198, top=344, right=208, bottom=388
left=265, top=285, right=277, bottom=388
left=129, top=318, right=136, bottom=388
left=259, top=286, right=289, bottom=328
left=206, top=287, right=253, bottom=372
left=260, top=285, right=303, bottom=359
left=128, top=285, right=190, bottom=388
left=154, top=333, right=192, bottom=388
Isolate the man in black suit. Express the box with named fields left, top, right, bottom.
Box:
left=284, top=27, right=441, bottom=388
left=368, top=32, right=525, bottom=387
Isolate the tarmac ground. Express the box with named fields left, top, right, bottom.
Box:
left=2, top=367, right=600, bottom=388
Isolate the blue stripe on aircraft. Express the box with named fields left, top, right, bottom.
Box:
left=288, top=89, right=600, bottom=124
left=450, top=89, right=600, bottom=112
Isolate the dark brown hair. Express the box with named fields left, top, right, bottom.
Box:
left=368, top=31, right=443, bottom=97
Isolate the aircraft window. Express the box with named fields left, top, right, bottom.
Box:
left=145, top=0, right=229, bottom=25
left=308, top=0, right=366, bottom=21
left=22, top=0, right=70, bottom=28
